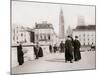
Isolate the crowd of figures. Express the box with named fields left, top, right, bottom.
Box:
left=49, top=35, right=81, bottom=63
left=16, top=35, right=81, bottom=65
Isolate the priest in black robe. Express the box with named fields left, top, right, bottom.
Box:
left=49, top=45, right=52, bottom=53
left=38, top=46, right=43, bottom=57
left=73, top=36, right=81, bottom=61
left=17, top=43, right=24, bottom=65
left=65, top=36, right=73, bottom=63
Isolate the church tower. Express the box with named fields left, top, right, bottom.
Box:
left=59, top=8, right=65, bottom=39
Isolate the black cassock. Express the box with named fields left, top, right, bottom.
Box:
left=73, top=40, right=81, bottom=61
left=53, top=46, right=57, bottom=53
left=38, top=47, right=43, bottom=57
left=49, top=45, right=52, bottom=53
left=34, top=46, right=43, bottom=59
left=65, top=40, right=73, bottom=61
left=17, top=44, right=24, bottom=65
left=34, top=46, right=39, bottom=59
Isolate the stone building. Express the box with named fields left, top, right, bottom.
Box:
left=34, top=21, right=58, bottom=46
left=12, top=25, right=32, bottom=45
left=73, top=25, right=96, bottom=46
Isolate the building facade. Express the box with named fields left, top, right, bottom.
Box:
left=73, top=25, right=96, bottom=46
left=34, top=21, right=58, bottom=46
left=12, top=24, right=31, bottom=45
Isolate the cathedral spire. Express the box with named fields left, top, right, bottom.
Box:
left=59, top=8, right=65, bottom=39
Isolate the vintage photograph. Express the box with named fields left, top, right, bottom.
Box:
left=11, top=0, right=96, bottom=74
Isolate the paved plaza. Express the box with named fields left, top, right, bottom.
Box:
left=12, top=51, right=96, bottom=74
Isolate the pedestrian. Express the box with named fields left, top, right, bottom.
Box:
left=38, top=46, right=43, bottom=57
left=65, top=36, right=73, bottom=63
left=17, top=42, right=24, bottom=65
left=53, top=44, right=57, bottom=53
left=73, top=36, right=81, bottom=61
left=49, top=44, right=52, bottom=53
left=34, top=42, right=39, bottom=59
left=90, top=42, right=95, bottom=51
left=60, top=41, right=65, bottom=53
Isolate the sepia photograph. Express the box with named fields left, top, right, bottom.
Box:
left=11, top=0, right=96, bottom=74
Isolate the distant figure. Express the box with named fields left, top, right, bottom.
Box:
left=17, top=43, right=24, bottom=65
left=53, top=44, right=57, bottom=53
left=73, top=36, right=81, bottom=61
left=34, top=42, right=39, bottom=59
left=65, top=36, right=73, bottom=63
left=49, top=45, right=52, bottom=53
left=38, top=46, right=43, bottom=57
left=90, top=42, right=95, bottom=51
left=34, top=42, right=43, bottom=59
left=60, top=41, right=65, bottom=53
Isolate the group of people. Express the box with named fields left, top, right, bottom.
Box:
left=49, top=44, right=59, bottom=53
left=16, top=35, right=81, bottom=65
left=49, top=35, right=81, bottom=63
left=16, top=42, right=44, bottom=65
left=65, top=35, right=81, bottom=63
left=49, top=41, right=65, bottom=53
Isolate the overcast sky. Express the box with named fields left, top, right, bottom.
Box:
left=12, top=1, right=95, bottom=35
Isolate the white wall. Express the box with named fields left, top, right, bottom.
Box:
left=73, top=30, right=95, bottom=46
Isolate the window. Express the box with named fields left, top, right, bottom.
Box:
left=44, top=35, right=46, bottom=40
left=83, top=43, right=85, bottom=46
left=17, top=36, right=18, bottom=40
left=21, top=33, right=23, bottom=37
left=40, top=35, right=42, bottom=40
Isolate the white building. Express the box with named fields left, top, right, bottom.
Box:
left=12, top=24, right=31, bottom=45
left=34, top=21, right=58, bottom=46
left=73, top=25, right=96, bottom=46
left=11, top=25, right=35, bottom=67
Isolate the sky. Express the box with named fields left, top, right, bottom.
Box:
left=12, top=1, right=95, bottom=35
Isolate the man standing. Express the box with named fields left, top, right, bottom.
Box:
left=65, top=36, right=73, bottom=63
left=17, top=42, right=24, bottom=65
left=60, top=41, right=65, bottom=53
left=73, top=36, right=81, bottom=61
left=49, top=44, right=52, bottom=53
left=53, top=44, right=57, bottom=53
left=38, top=46, right=43, bottom=57
left=34, top=42, right=39, bottom=59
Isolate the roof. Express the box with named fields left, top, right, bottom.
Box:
left=73, top=25, right=96, bottom=31
left=35, top=23, right=54, bottom=29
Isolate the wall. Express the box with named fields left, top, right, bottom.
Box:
left=73, top=30, right=96, bottom=46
